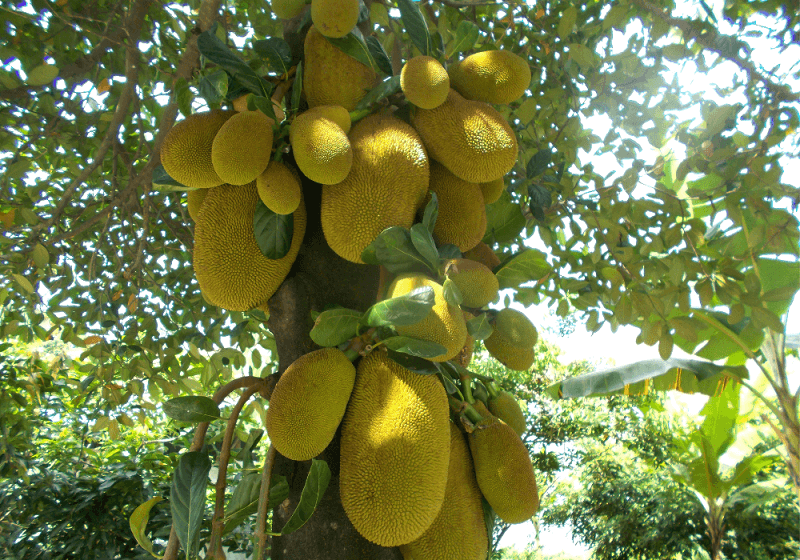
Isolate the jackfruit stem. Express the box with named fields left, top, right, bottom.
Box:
left=448, top=395, right=483, bottom=424
left=343, top=347, right=360, bottom=362
left=485, top=381, right=500, bottom=399
left=460, top=373, right=475, bottom=404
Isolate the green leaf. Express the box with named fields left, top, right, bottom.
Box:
left=175, top=78, right=192, bottom=118
left=409, top=224, right=440, bottom=272
left=483, top=191, right=526, bottom=244
left=12, top=274, right=34, bottom=294
left=291, top=61, right=303, bottom=112
left=361, top=225, right=430, bottom=274
left=163, top=396, right=221, bottom=423
left=558, top=6, right=577, bottom=39
left=682, top=432, right=723, bottom=499
left=699, top=382, right=740, bottom=456
left=381, top=336, right=447, bottom=359
left=32, top=243, right=48, bottom=268
left=253, top=201, right=293, bottom=259
left=386, top=349, right=440, bottom=374
left=728, top=455, right=780, bottom=489
left=366, top=36, right=394, bottom=75
left=170, top=451, right=211, bottom=558
left=281, top=459, right=331, bottom=535
left=197, top=26, right=269, bottom=96
left=352, top=75, right=402, bottom=115
left=223, top=473, right=289, bottom=535
left=151, top=165, right=185, bottom=187
left=310, top=308, right=363, bottom=347
left=197, top=69, right=229, bottom=105
left=422, top=192, right=438, bottom=234
left=466, top=313, right=493, bottom=340
left=442, top=277, right=463, bottom=307
left=325, top=33, right=376, bottom=71
left=396, top=0, right=432, bottom=56
left=568, top=43, right=596, bottom=70
left=547, top=358, right=748, bottom=399
left=756, top=257, right=799, bottom=318
left=526, top=149, right=551, bottom=178
left=361, top=286, right=435, bottom=327
left=495, top=249, right=551, bottom=290
left=129, top=497, right=164, bottom=559
left=447, top=20, right=480, bottom=57
left=253, top=37, right=293, bottom=75
left=246, top=93, right=278, bottom=121
left=438, top=244, right=461, bottom=260
left=26, top=63, right=59, bottom=86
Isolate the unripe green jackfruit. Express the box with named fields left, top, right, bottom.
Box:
left=256, top=161, right=302, bottom=215
left=427, top=162, right=486, bottom=252
left=463, top=241, right=501, bottom=270
left=488, top=391, right=527, bottom=436
left=266, top=348, right=356, bottom=461
left=211, top=111, right=274, bottom=185
left=186, top=189, right=209, bottom=222
left=479, top=176, right=505, bottom=204
left=401, top=56, right=450, bottom=109
left=495, top=308, right=538, bottom=348
left=443, top=258, right=498, bottom=308
left=161, top=110, right=233, bottom=189
left=449, top=50, right=532, bottom=105
left=483, top=332, right=535, bottom=371
left=290, top=108, right=352, bottom=185
left=311, top=0, right=359, bottom=38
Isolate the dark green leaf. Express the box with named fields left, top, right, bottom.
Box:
left=361, top=225, right=430, bottom=274
left=310, top=308, right=363, bottom=347
left=223, top=473, right=289, bottom=535
left=386, top=349, right=440, bottom=374
left=352, top=75, right=402, bottom=114
left=281, top=459, right=331, bottom=535
left=163, top=396, right=220, bottom=423
left=483, top=191, right=527, bottom=244
left=151, top=165, right=184, bottom=187
left=361, top=286, right=434, bottom=327
left=175, top=78, right=192, bottom=118
left=246, top=94, right=278, bottom=121
left=197, top=27, right=269, bottom=96
left=526, top=149, right=552, bottom=178
left=409, top=224, right=440, bottom=272
left=447, top=20, right=480, bottom=57
left=466, top=313, right=493, bottom=340
left=325, top=33, right=376, bottom=70
left=253, top=37, right=293, bottom=75
left=527, top=184, right=552, bottom=221
left=253, top=201, right=293, bottom=259
left=422, top=192, right=438, bottom=234
left=197, top=68, right=229, bottom=105
left=438, top=244, right=462, bottom=260
left=366, top=36, right=393, bottom=75
left=171, top=451, right=211, bottom=558
left=396, top=0, right=432, bottom=56
left=381, top=336, right=447, bottom=359
left=442, top=277, right=462, bottom=307
left=495, top=249, right=551, bottom=290
left=431, top=31, right=445, bottom=58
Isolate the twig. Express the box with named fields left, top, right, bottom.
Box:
left=254, top=445, right=279, bottom=560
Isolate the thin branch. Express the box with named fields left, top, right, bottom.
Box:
left=254, top=445, right=279, bottom=560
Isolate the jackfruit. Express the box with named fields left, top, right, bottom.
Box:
left=193, top=183, right=306, bottom=311
left=463, top=241, right=501, bottom=270
left=401, top=56, right=450, bottom=109
left=340, top=349, right=450, bottom=547
left=272, top=0, right=306, bottom=19
left=306, top=104, right=351, bottom=133
left=321, top=114, right=429, bottom=263
left=479, top=176, right=505, bottom=204
left=483, top=331, right=535, bottom=371
left=427, top=162, right=486, bottom=252
left=304, top=26, right=376, bottom=111
left=488, top=391, right=526, bottom=436
left=449, top=50, right=532, bottom=105
left=311, top=0, right=359, bottom=38
left=386, top=274, right=467, bottom=363
left=266, top=348, right=356, bottom=461
left=161, top=110, right=233, bottom=189
left=468, top=411, right=538, bottom=524
left=256, top=161, right=302, bottom=215
left=186, top=189, right=209, bottom=222
left=398, top=423, right=488, bottom=560
left=211, top=111, right=274, bottom=185
left=411, top=89, right=518, bottom=183
left=494, top=308, right=538, bottom=348
left=289, top=107, right=352, bottom=185
left=443, top=258, right=498, bottom=308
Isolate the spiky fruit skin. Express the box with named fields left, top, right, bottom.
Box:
left=483, top=331, right=535, bottom=371
left=290, top=108, right=352, bottom=185
left=321, top=114, right=429, bottom=263
left=272, top=0, right=306, bottom=19
left=488, top=391, right=526, bottom=436
left=186, top=189, right=209, bottom=222
left=211, top=111, right=274, bottom=185
left=399, top=423, right=488, bottom=560
left=161, top=110, right=233, bottom=189
left=495, top=308, right=538, bottom=348
left=256, top=161, right=302, bottom=215
left=479, top=176, right=505, bottom=204
left=463, top=241, right=501, bottom=270
left=468, top=413, right=539, bottom=524
left=341, top=350, right=450, bottom=547
left=306, top=104, right=352, bottom=133
left=193, top=183, right=306, bottom=311
left=425, top=162, right=486, bottom=252
left=449, top=50, right=532, bottom=105
left=266, top=348, right=356, bottom=461
left=411, top=89, right=518, bottom=183
left=400, top=56, right=450, bottom=109
left=304, top=26, right=376, bottom=111
left=311, top=0, right=359, bottom=38
left=387, top=275, right=467, bottom=363
left=444, top=258, right=498, bottom=308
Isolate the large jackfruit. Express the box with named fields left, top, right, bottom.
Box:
left=340, top=349, right=450, bottom=547
left=400, top=56, right=450, bottom=109
left=161, top=110, right=233, bottom=189
left=449, top=50, right=532, bottom=105
left=427, top=162, right=486, bottom=252
left=399, top=423, right=488, bottom=560
left=488, top=391, right=527, bottom=436
left=289, top=107, right=352, bottom=185
left=463, top=241, right=501, bottom=270
left=494, top=308, right=538, bottom=348
left=443, top=258, right=498, bottom=308
left=304, top=26, right=376, bottom=111
left=411, top=89, right=517, bottom=183
left=386, top=274, right=467, bottom=363
left=321, top=114, right=429, bottom=263
left=311, top=0, right=359, bottom=38
left=186, top=189, right=209, bottom=222
left=468, top=411, right=539, bottom=524
left=266, top=348, right=356, bottom=461
left=193, top=183, right=306, bottom=311
left=479, top=176, right=505, bottom=204
left=211, top=111, right=274, bottom=185
left=256, top=160, right=302, bottom=215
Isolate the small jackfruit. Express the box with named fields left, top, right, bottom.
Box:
left=494, top=308, right=538, bottom=348
left=290, top=108, right=352, bottom=185
left=272, top=0, right=306, bottom=19
left=340, top=349, right=450, bottom=547
left=427, top=162, right=486, bottom=252
left=306, top=104, right=352, bottom=133
left=398, top=423, right=488, bottom=560
left=186, top=189, right=209, bottom=222
left=311, top=0, right=359, bottom=38
left=483, top=331, right=535, bottom=371
left=321, top=114, right=429, bottom=263
left=193, top=183, right=306, bottom=311
left=304, top=26, right=376, bottom=111
left=211, top=111, right=274, bottom=185
left=463, top=241, right=501, bottom=270
left=479, top=176, right=505, bottom=204
left=161, top=110, right=233, bottom=189
left=488, top=391, right=526, bottom=436
left=256, top=161, right=302, bottom=215
left=443, top=258, right=498, bottom=308
left=449, top=50, right=532, bottom=105
left=266, top=348, right=356, bottom=461
left=468, top=411, right=539, bottom=524
left=386, top=274, right=467, bottom=363
left=411, top=89, right=518, bottom=183
left=401, top=56, right=450, bottom=109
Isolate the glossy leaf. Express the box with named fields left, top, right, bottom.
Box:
left=162, top=396, right=220, bottom=423
left=325, top=33, right=376, bottom=71
left=361, top=286, right=434, bottom=328
left=386, top=349, right=440, bottom=374
left=447, top=20, right=480, bottom=57
left=409, top=224, right=440, bottom=273
left=280, top=459, right=331, bottom=535
left=352, top=75, right=401, bottom=114
left=170, top=452, right=211, bottom=559
left=253, top=37, right=292, bottom=75
left=421, top=192, right=438, bottom=234
left=223, top=474, right=289, bottom=535
left=366, top=36, right=393, bottom=75
left=310, top=308, right=363, bottom=347
left=360, top=225, right=430, bottom=274
left=197, top=27, right=269, bottom=96
left=495, top=249, right=551, bottom=290
left=396, top=0, right=432, bottom=56
left=253, top=201, right=293, bottom=259
left=381, top=336, right=447, bottom=359
left=466, top=313, right=493, bottom=340
left=442, top=277, right=463, bottom=307
left=129, top=497, right=164, bottom=559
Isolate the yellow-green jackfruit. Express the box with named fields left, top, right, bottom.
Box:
left=399, top=423, right=488, bottom=560
left=386, top=274, right=467, bottom=363
left=468, top=411, right=539, bottom=524
left=307, top=104, right=352, bottom=133
left=483, top=332, right=535, bottom=371
left=186, top=189, right=209, bottom=222
left=444, top=258, right=498, bottom=308
left=266, top=348, right=356, bottom=461
left=488, top=391, right=526, bottom=436
left=311, top=0, right=359, bottom=38
left=321, top=114, right=429, bottom=263
left=449, top=50, right=532, bottom=105
left=495, top=308, right=538, bottom=348
left=304, top=26, right=376, bottom=111
left=427, top=162, right=486, bottom=252
left=463, top=241, right=501, bottom=270
left=340, top=349, right=450, bottom=547
left=256, top=161, right=302, bottom=215
left=193, top=183, right=306, bottom=311
left=272, top=0, right=306, bottom=19
left=479, top=176, right=505, bottom=204
left=411, top=89, right=518, bottom=183
left=290, top=108, right=352, bottom=185
left=211, top=110, right=274, bottom=185
left=161, top=110, right=233, bottom=189
left=401, top=56, right=450, bottom=109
